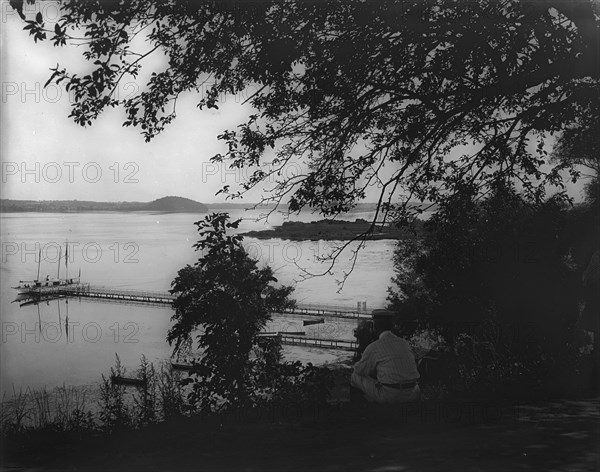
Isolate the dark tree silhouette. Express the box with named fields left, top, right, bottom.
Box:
left=11, top=0, right=600, bottom=277
left=388, top=182, right=581, bottom=332
left=12, top=1, right=599, bottom=200
left=386, top=181, right=595, bottom=396
left=168, top=213, right=295, bottom=411
left=551, top=105, right=600, bottom=178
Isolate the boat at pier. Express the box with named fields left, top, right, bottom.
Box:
left=12, top=243, right=81, bottom=295
left=14, top=276, right=81, bottom=295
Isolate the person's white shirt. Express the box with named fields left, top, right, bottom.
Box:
left=353, top=330, right=420, bottom=384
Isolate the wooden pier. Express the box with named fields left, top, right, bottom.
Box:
left=282, top=304, right=370, bottom=320
left=26, top=284, right=371, bottom=319
left=62, top=284, right=175, bottom=305
left=18, top=284, right=362, bottom=352
left=279, top=334, right=357, bottom=351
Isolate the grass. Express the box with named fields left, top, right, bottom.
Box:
left=2, top=396, right=598, bottom=471
left=0, top=384, right=93, bottom=434
left=1, top=353, right=597, bottom=471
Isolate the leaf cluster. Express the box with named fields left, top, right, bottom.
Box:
left=168, top=213, right=295, bottom=411
left=387, top=181, right=583, bottom=342
left=15, top=0, right=599, bottom=218
left=14, top=0, right=600, bottom=284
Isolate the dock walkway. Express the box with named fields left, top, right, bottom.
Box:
left=29, top=284, right=371, bottom=320
left=279, top=334, right=357, bottom=351
left=18, top=284, right=369, bottom=351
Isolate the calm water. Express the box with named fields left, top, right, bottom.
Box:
left=0, top=209, right=397, bottom=394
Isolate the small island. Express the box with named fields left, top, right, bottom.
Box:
left=0, top=196, right=208, bottom=213
left=242, top=218, right=423, bottom=241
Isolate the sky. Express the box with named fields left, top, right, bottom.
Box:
left=0, top=1, right=588, bottom=204
left=0, top=1, right=279, bottom=204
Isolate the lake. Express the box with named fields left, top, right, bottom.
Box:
left=0, top=209, right=397, bottom=394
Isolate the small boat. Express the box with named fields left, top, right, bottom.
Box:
left=303, top=318, right=325, bottom=326
left=278, top=331, right=306, bottom=336
left=110, top=375, right=146, bottom=387
left=170, top=362, right=196, bottom=372
left=257, top=331, right=279, bottom=337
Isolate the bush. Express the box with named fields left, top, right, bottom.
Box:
left=0, top=385, right=94, bottom=438
left=441, top=314, right=592, bottom=399
left=157, top=364, right=187, bottom=421
left=387, top=182, right=595, bottom=399
left=98, top=354, right=132, bottom=431
left=132, top=355, right=158, bottom=427
left=169, top=213, right=297, bottom=412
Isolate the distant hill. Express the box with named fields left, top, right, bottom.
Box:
left=145, top=196, right=208, bottom=212
left=0, top=196, right=208, bottom=213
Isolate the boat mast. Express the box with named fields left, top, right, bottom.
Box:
left=36, top=247, right=41, bottom=282
left=57, top=246, right=62, bottom=279
left=65, top=241, right=69, bottom=280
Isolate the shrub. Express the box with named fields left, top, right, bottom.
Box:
left=98, top=354, right=132, bottom=431
left=157, top=364, right=187, bottom=421
left=169, top=213, right=296, bottom=412
left=132, top=355, right=158, bottom=427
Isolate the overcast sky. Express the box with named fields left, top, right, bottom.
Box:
left=0, top=1, right=588, bottom=204
left=1, top=1, right=282, bottom=203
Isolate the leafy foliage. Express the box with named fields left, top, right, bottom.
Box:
left=97, top=357, right=190, bottom=427
left=12, top=0, right=600, bottom=224
left=551, top=105, right=600, bottom=179
left=157, top=364, right=187, bottom=420
left=98, top=354, right=132, bottom=431
left=387, top=182, right=597, bottom=397
left=131, top=355, right=158, bottom=427
left=0, top=385, right=94, bottom=435
left=389, top=182, right=580, bottom=330
left=168, top=213, right=296, bottom=411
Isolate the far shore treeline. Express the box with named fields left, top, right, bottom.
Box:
left=0, top=198, right=432, bottom=216
left=0, top=196, right=210, bottom=213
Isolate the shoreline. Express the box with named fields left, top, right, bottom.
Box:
left=241, top=219, right=423, bottom=241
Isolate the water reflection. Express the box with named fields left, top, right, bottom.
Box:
left=12, top=295, right=73, bottom=343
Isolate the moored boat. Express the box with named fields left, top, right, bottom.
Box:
left=110, top=375, right=147, bottom=387
left=170, top=362, right=195, bottom=371
left=12, top=243, right=81, bottom=295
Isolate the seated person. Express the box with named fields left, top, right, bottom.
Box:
left=351, top=310, right=420, bottom=403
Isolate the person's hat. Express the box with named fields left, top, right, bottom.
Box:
left=371, top=309, right=396, bottom=320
